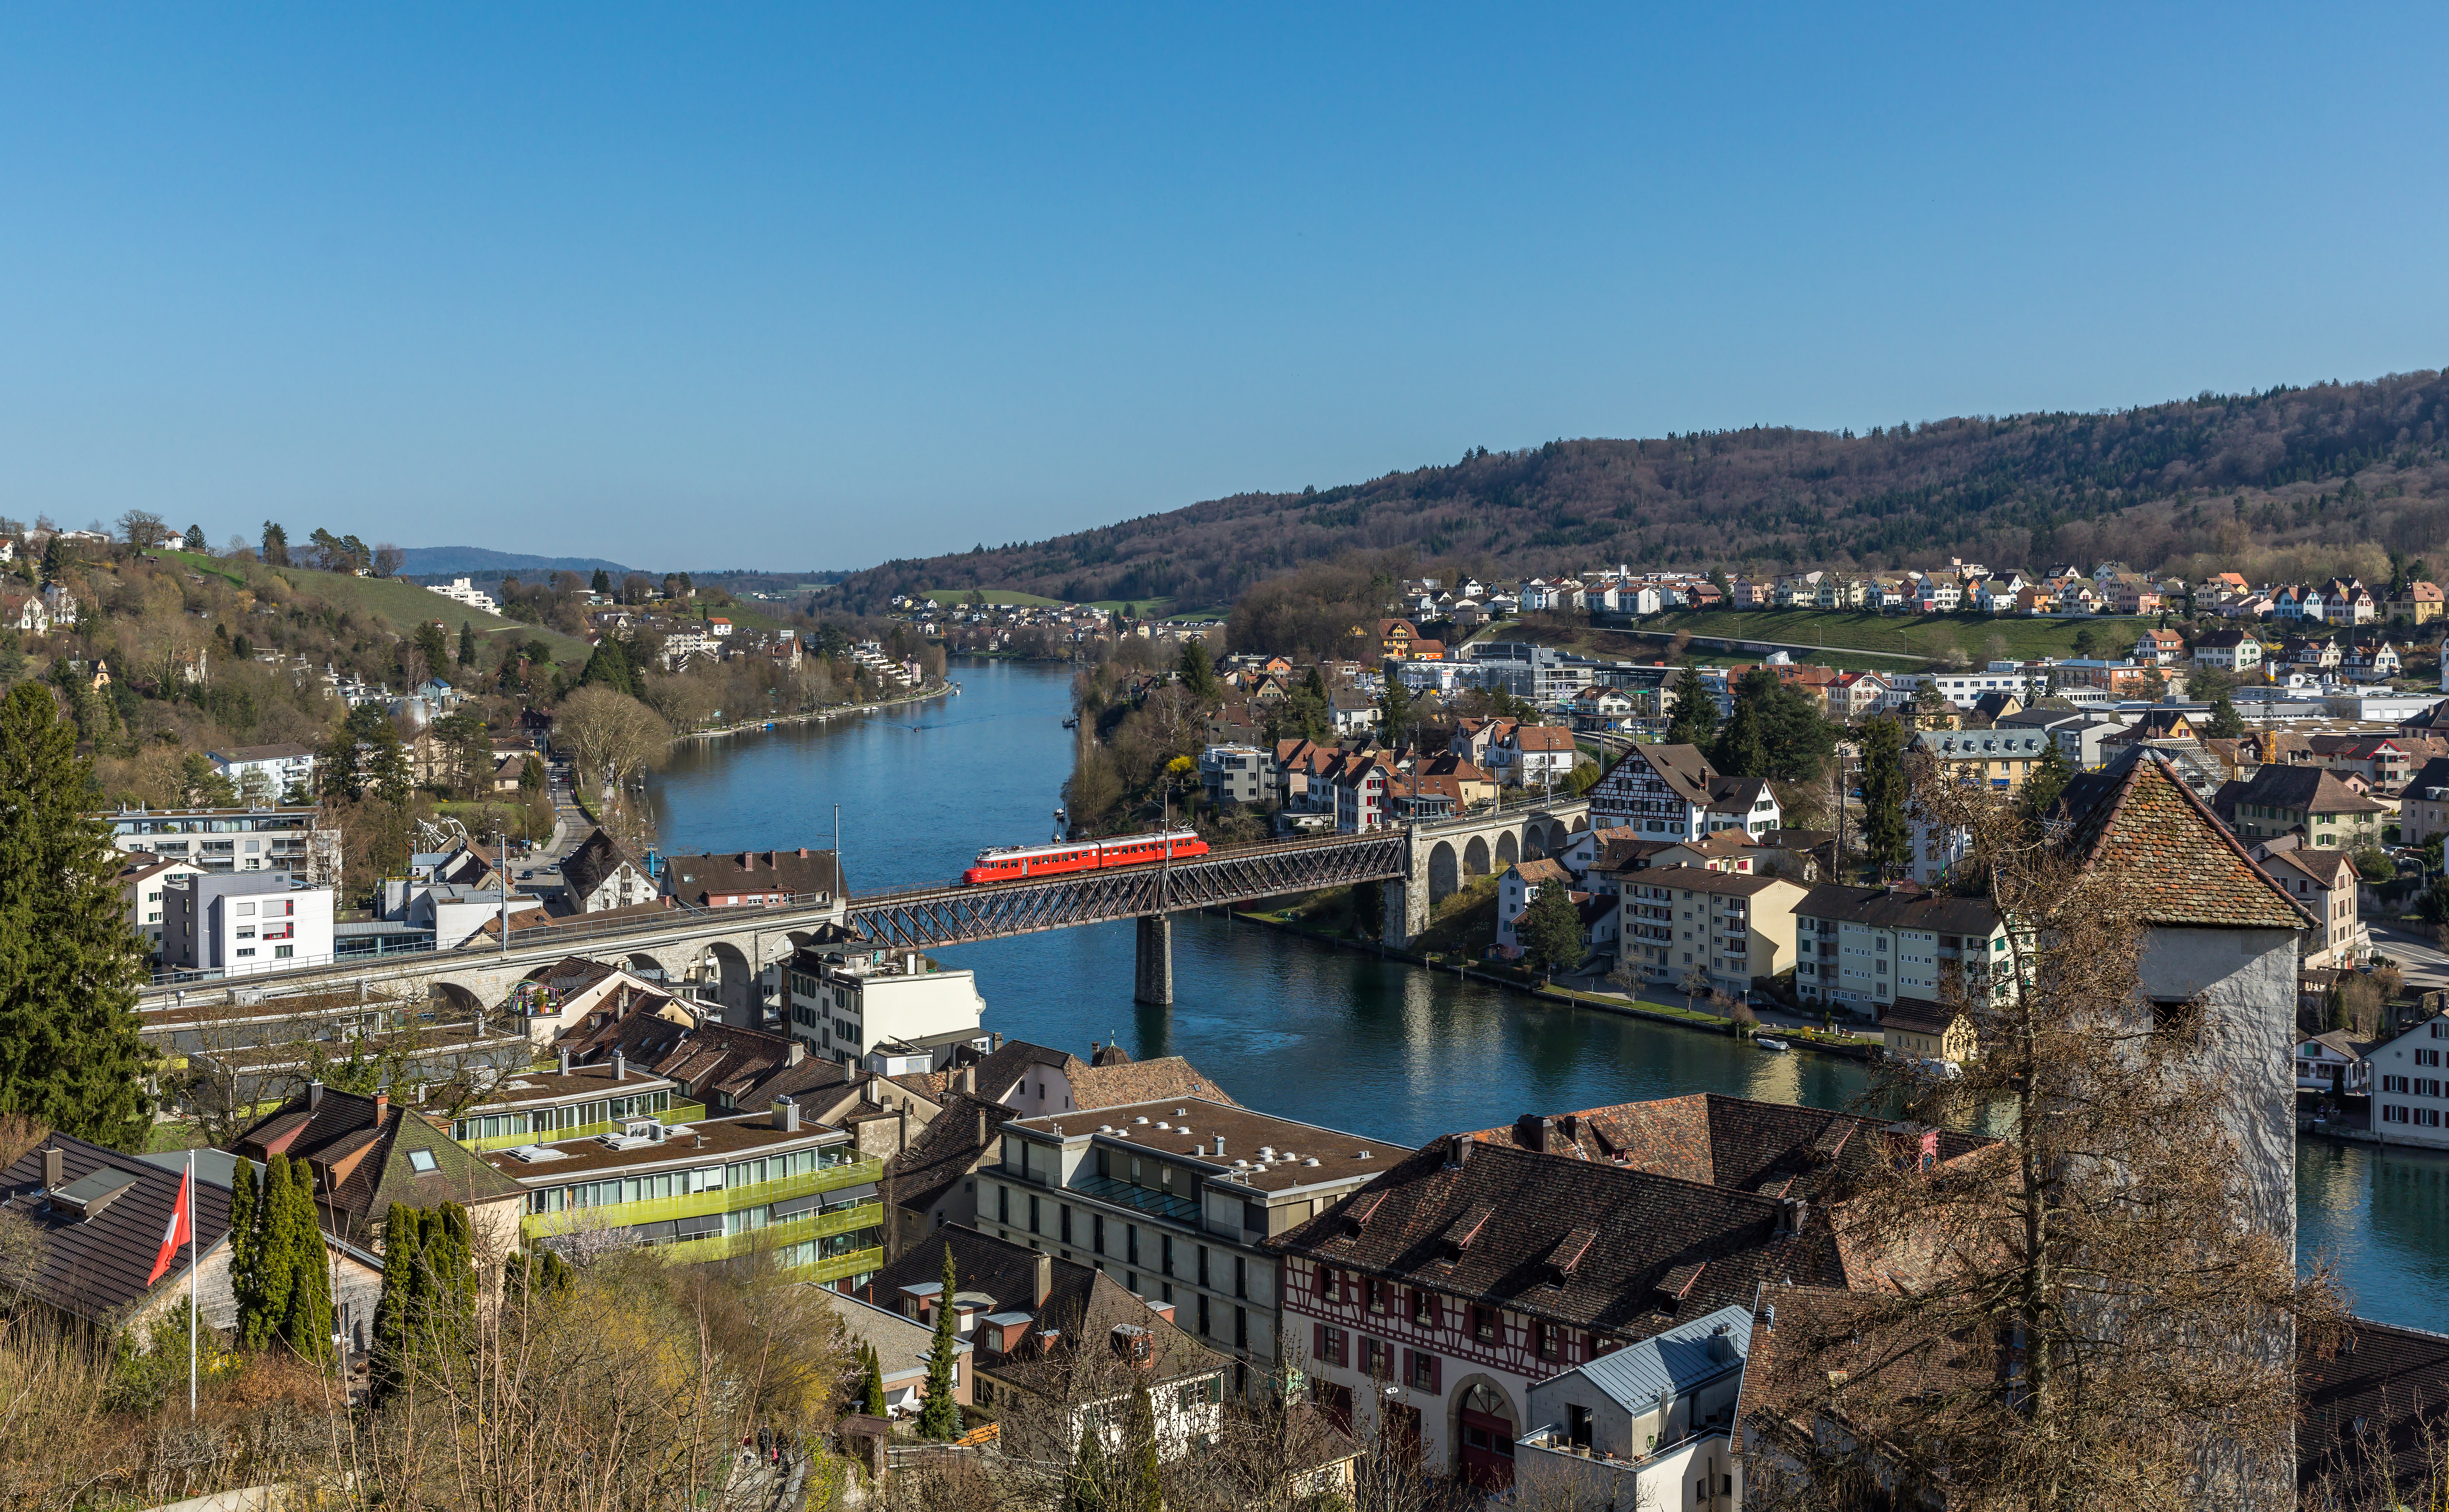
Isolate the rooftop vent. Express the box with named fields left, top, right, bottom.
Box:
left=1304, top=1158, right=1320, bottom=1167
left=50, top=1166, right=140, bottom=1222
left=1134, top=1116, right=1149, bottom=1125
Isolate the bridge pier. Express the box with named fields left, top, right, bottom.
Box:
left=1381, top=878, right=1428, bottom=951
left=1134, top=914, right=1173, bottom=1006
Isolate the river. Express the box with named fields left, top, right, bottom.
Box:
left=644, top=657, right=2448, bottom=1331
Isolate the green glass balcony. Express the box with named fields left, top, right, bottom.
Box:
left=519, top=1156, right=884, bottom=1239
left=803, top=1246, right=884, bottom=1284
left=654, top=1201, right=885, bottom=1264
left=458, top=1101, right=710, bottom=1153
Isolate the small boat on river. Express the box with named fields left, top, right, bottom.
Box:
left=1754, top=1037, right=1791, bottom=1053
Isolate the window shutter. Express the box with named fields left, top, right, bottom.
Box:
left=1338, top=1329, right=1350, bottom=1368
left=1401, top=1348, right=1412, bottom=1385
left=1315, top=1322, right=1327, bottom=1361
left=1430, top=1353, right=1442, bottom=1393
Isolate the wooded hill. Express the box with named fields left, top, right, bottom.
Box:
left=826, top=370, right=2449, bottom=614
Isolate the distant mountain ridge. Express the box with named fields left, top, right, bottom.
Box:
left=400, top=546, right=638, bottom=578
left=823, top=369, right=2449, bottom=615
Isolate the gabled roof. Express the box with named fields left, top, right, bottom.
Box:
left=562, top=827, right=648, bottom=899
left=885, top=1093, right=1018, bottom=1214
left=2230, top=763, right=2387, bottom=817
left=1268, top=1136, right=1835, bottom=1342
left=233, top=1089, right=522, bottom=1239
left=661, top=848, right=843, bottom=905
left=2299, top=1318, right=2449, bottom=1491
left=2057, top=752, right=2312, bottom=931
left=0, top=1134, right=235, bottom=1325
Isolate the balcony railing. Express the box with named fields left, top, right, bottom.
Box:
left=805, top=1246, right=885, bottom=1284
left=518, top=1156, right=884, bottom=1238
left=459, top=1101, right=708, bottom=1153
left=656, top=1200, right=884, bottom=1264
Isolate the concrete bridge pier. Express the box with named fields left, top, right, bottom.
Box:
left=1381, top=878, right=1427, bottom=952
left=1134, top=914, right=1173, bottom=1005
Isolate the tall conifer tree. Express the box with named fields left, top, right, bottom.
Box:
left=0, top=685, right=149, bottom=1147
left=916, top=1245, right=963, bottom=1440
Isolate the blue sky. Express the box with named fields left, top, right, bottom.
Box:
left=3, top=4, right=2444, bottom=572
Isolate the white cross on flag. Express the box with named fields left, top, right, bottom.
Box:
left=147, top=1163, right=193, bottom=1286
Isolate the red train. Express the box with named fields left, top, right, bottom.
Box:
left=963, top=828, right=1209, bottom=885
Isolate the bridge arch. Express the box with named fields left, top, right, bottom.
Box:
left=624, top=950, right=677, bottom=983
left=1427, top=840, right=1460, bottom=904
left=1494, top=831, right=1519, bottom=869
left=1569, top=814, right=1590, bottom=833
left=1463, top=835, right=1491, bottom=879
left=705, top=940, right=758, bottom=1028
left=429, top=980, right=484, bottom=1014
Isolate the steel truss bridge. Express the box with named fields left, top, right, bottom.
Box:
left=845, top=830, right=1408, bottom=950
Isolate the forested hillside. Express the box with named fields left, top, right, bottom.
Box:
left=825, top=370, right=2449, bottom=613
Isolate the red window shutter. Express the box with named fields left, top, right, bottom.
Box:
left=1314, top=1322, right=1326, bottom=1361
left=1338, top=1329, right=1350, bottom=1368
left=1430, top=1353, right=1442, bottom=1393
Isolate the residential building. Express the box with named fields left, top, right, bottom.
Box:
left=1328, top=691, right=1381, bottom=736
left=1790, top=884, right=2007, bottom=1019
left=2295, top=1030, right=2373, bottom=1099
left=1878, top=996, right=1978, bottom=1068
left=1613, top=865, right=1806, bottom=994
left=2387, top=580, right=2444, bottom=625
left=2216, top=764, right=2387, bottom=847
left=233, top=1081, right=526, bottom=1273
left=2369, top=1012, right=2449, bottom=1148
left=118, top=851, right=203, bottom=955
left=856, top=1226, right=1229, bottom=1462
left=99, top=804, right=341, bottom=884
left=2251, top=843, right=2367, bottom=968
left=1270, top=1095, right=1977, bottom=1491
left=1493, top=724, right=1579, bottom=789
left=662, top=848, right=846, bottom=909
left=1332, top=752, right=1394, bottom=832
left=786, top=946, right=987, bottom=1068
left=491, top=1095, right=888, bottom=1287
left=2132, top=628, right=2186, bottom=666
left=205, top=744, right=318, bottom=802
left=1515, top=1306, right=1752, bottom=1512
left=1495, top=858, right=1575, bottom=955
left=2344, top=640, right=2402, bottom=683
left=0, top=591, right=49, bottom=634
left=1583, top=744, right=1782, bottom=840
left=430, top=1048, right=697, bottom=1151
left=2398, top=757, right=2449, bottom=845
left=158, top=872, right=336, bottom=974
left=818, top=1288, right=970, bottom=1416
left=1199, top=743, right=1277, bottom=807
left=0, top=1135, right=236, bottom=1335
left=560, top=827, right=656, bottom=913
left=980, top=1097, right=1413, bottom=1393
left=428, top=576, right=501, bottom=614
left=1908, top=726, right=2054, bottom=796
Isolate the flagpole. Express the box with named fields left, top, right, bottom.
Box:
left=187, top=1147, right=197, bottom=1421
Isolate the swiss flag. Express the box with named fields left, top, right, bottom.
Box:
left=146, top=1162, right=193, bottom=1286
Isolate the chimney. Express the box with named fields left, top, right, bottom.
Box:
left=787, top=1040, right=805, bottom=1066
left=960, top=1064, right=977, bottom=1095
left=557, top=1046, right=572, bottom=1076
left=1537, top=1116, right=1557, bottom=1153
left=976, top=1108, right=989, bottom=1148
left=41, top=1148, right=61, bottom=1191
left=374, top=1093, right=390, bottom=1126
left=773, top=1096, right=799, bottom=1133
left=1213, top=1133, right=1225, bottom=1156
left=308, top=1079, right=325, bottom=1110
left=612, top=1050, right=626, bottom=1081
left=1451, top=1134, right=1473, bottom=1166
left=1033, top=1252, right=1054, bottom=1308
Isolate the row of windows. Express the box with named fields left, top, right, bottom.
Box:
left=2382, top=1106, right=2445, bottom=1127
left=2380, top=1077, right=2445, bottom=1097
left=993, top=1185, right=1254, bottom=1298
left=1312, top=1264, right=1586, bottom=1364
left=524, top=1145, right=852, bottom=1213
left=455, top=1090, right=669, bottom=1143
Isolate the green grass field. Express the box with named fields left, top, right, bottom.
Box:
left=1521, top=608, right=2162, bottom=668
left=236, top=563, right=593, bottom=664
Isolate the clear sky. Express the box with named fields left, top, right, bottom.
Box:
left=3, top=4, right=2444, bottom=573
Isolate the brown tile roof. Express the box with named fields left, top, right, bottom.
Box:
left=234, top=1089, right=522, bottom=1240
left=0, top=1134, right=235, bottom=1325
left=1268, top=1137, right=1833, bottom=1341
left=661, top=847, right=844, bottom=906
left=1638, top=864, right=1797, bottom=899
left=1510, top=857, right=1573, bottom=886
left=1876, top=996, right=1964, bottom=1038
left=1792, top=883, right=1998, bottom=935
left=2061, top=753, right=2312, bottom=931
left=2298, top=1318, right=2449, bottom=1492
left=884, top=1093, right=1017, bottom=1213
left=1065, top=1056, right=1238, bottom=1112
left=561, top=827, right=648, bottom=900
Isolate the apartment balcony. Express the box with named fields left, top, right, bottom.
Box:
left=459, top=1100, right=709, bottom=1153
left=519, top=1156, right=885, bottom=1238
left=657, top=1198, right=884, bottom=1263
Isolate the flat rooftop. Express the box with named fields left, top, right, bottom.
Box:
left=480, top=1112, right=849, bottom=1180
left=413, top=1063, right=679, bottom=1117
left=1008, top=1097, right=1412, bottom=1196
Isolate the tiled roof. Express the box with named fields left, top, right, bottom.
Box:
left=1268, top=1138, right=1835, bottom=1341
left=2059, top=753, right=2312, bottom=931
left=562, top=827, right=648, bottom=899
left=0, top=1134, right=235, bottom=1325
left=1510, top=858, right=1573, bottom=886
left=1792, top=883, right=1998, bottom=935
left=885, top=1093, right=1016, bottom=1213
left=1065, top=1056, right=1238, bottom=1112
left=661, top=848, right=843, bottom=905
left=234, top=1089, right=522, bottom=1238
left=1876, top=996, right=1963, bottom=1037
left=1639, top=864, right=1794, bottom=899
left=2298, top=1318, right=2449, bottom=1491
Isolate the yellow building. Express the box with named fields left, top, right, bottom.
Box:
left=1879, top=996, right=1978, bottom=1065
left=1615, top=863, right=1806, bottom=997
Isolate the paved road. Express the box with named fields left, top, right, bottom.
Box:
left=2369, top=921, right=2449, bottom=984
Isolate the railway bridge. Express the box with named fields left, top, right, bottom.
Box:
left=135, top=799, right=1593, bottom=1037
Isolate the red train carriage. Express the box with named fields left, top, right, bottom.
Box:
left=962, top=828, right=1209, bottom=884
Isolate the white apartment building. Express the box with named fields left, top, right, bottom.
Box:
left=428, top=577, right=500, bottom=614
left=206, top=744, right=318, bottom=802
left=786, top=947, right=986, bottom=1067
left=119, top=853, right=204, bottom=955
left=2372, top=1014, right=2449, bottom=1148
left=101, top=805, right=341, bottom=882
left=159, top=872, right=336, bottom=975
left=1791, top=884, right=2009, bottom=1019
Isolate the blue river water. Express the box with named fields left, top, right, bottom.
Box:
left=643, top=657, right=2447, bottom=1331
